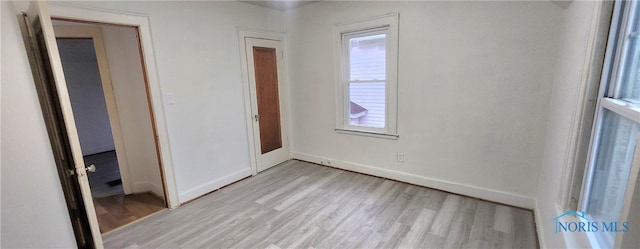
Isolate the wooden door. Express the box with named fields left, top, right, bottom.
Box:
left=24, top=2, right=102, bottom=248
left=245, top=38, right=289, bottom=172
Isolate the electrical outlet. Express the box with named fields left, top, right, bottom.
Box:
left=397, top=152, right=405, bottom=162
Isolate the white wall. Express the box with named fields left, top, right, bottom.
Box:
left=58, top=39, right=116, bottom=155
left=1, top=1, right=611, bottom=248
left=535, top=1, right=609, bottom=248
left=2, top=1, right=285, bottom=246
left=53, top=1, right=286, bottom=202
left=287, top=1, right=562, bottom=208
left=0, top=1, right=77, bottom=247
left=101, top=25, right=164, bottom=198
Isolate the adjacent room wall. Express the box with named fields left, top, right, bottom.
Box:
left=1, top=2, right=77, bottom=247
left=58, top=39, right=116, bottom=156
left=100, top=25, right=164, bottom=198
left=286, top=1, right=563, bottom=208
left=535, top=1, right=610, bottom=248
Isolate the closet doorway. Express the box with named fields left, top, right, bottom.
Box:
left=54, top=21, right=166, bottom=234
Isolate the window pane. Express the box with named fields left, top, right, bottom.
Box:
left=349, top=34, right=386, bottom=81
left=619, top=5, right=640, bottom=103
left=349, top=82, right=385, bottom=128
left=586, top=109, right=640, bottom=238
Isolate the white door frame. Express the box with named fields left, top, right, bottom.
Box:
left=43, top=3, right=179, bottom=209
left=53, top=25, right=136, bottom=196
left=237, top=28, right=291, bottom=175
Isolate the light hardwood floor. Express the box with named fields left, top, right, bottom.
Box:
left=104, top=160, right=538, bottom=248
left=94, top=192, right=166, bottom=234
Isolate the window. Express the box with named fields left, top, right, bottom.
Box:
left=333, top=14, right=399, bottom=139
left=579, top=1, right=640, bottom=248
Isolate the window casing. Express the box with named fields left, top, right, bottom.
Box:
left=333, top=14, right=399, bottom=139
left=579, top=1, right=640, bottom=248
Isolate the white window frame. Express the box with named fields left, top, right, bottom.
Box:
left=579, top=1, right=640, bottom=248
left=333, top=13, right=399, bottom=139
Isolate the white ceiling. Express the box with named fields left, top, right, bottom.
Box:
left=240, top=0, right=321, bottom=11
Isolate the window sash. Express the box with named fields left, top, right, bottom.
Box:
left=341, top=28, right=389, bottom=133
left=342, top=28, right=388, bottom=82
left=579, top=1, right=640, bottom=248
left=332, top=13, right=399, bottom=139
left=612, top=1, right=640, bottom=102
left=347, top=81, right=386, bottom=129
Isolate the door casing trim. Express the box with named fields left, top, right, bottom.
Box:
left=53, top=25, right=136, bottom=196
left=41, top=3, right=180, bottom=209
left=237, top=28, right=292, bottom=175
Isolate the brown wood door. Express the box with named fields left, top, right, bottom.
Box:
left=245, top=37, right=289, bottom=173
left=253, top=46, right=283, bottom=154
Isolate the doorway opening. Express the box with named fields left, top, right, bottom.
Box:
left=22, top=3, right=179, bottom=246
left=54, top=20, right=167, bottom=234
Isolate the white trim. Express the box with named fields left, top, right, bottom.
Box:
left=237, top=28, right=291, bottom=176
left=533, top=200, right=547, bottom=249
left=133, top=181, right=164, bottom=198
left=25, top=2, right=103, bottom=247
left=577, top=2, right=640, bottom=247
left=580, top=1, right=640, bottom=214
left=558, top=0, right=613, bottom=211
left=578, top=0, right=622, bottom=211
left=534, top=199, right=594, bottom=249
left=45, top=3, right=180, bottom=209
left=611, top=1, right=639, bottom=98
left=601, top=98, right=640, bottom=123
left=178, top=168, right=252, bottom=203
left=292, top=151, right=535, bottom=209
left=614, top=141, right=640, bottom=248
left=335, top=128, right=398, bottom=140
left=333, top=13, right=399, bottom=138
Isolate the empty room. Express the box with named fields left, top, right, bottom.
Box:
left=2, top=0, right=639, bottom=248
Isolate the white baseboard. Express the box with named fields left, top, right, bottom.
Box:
left=132, top=181, right=164, bottom=199
left=178, top=167, right=252, bottom=203
left=293, top=151, right=535, bottom=209
left=534, top=199, right=547, bottom=249
left=534, top=200, right=592, bottom=248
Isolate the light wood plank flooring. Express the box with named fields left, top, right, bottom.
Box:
left=104, top=160, right=538, bottom=248
left=94, top=192, right=166, bottom=234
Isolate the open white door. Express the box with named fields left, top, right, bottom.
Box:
left=245, top=38, right=290, bottom=173
left=25, top=1, right=102, bottom=248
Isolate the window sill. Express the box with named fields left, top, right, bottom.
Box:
left=335, top=128, right=399, bottom=140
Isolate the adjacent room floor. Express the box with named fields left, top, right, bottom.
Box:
left=103, top=160, right=538, bottom=248
left=84, top=150, right=123, bottom=198
left=84, top=150, right=166, bottom=233
left=94, top=193, right=166, bottom=234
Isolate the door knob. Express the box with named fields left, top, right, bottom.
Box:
left=86, top=164, right=96, bottom=172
